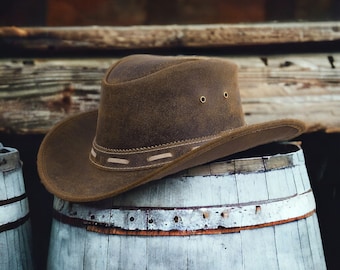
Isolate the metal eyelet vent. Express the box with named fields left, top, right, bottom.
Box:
left=200, top=96, right=207, bottom=103
left=223, top=91, right=229, bottom=99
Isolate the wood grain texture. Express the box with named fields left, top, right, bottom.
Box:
left=1, top=22, right=340, bottom=51
left=1, top=54, right=339, bottom=134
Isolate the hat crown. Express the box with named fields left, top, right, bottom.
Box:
left=91, top=55, right=245, bottom=170
left=96, top=55, right=244, bottom=149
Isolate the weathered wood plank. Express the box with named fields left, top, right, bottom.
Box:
left=0, top=53, right=340, bottom=134
left=275, top=221, right=306, bottom=269
left=307, top=213, right=328, bottom=268
left=241, top=227, right=279, bottom=269
left=1, top=22, right=340, bottom=51
left=297, top=218, right=315, bottom=270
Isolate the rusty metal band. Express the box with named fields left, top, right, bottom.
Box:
left=53, top=190, right=316, bottom=236
left=86, top=210, right=316, bottom=236
left=54, top=210, right=316, bottom=236
left=0, top=196, right=30, bottom=228
left=0, top=193, right=27, bottom=206
left=0, top=214, right=30, bottom=233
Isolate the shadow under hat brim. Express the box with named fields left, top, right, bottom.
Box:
left=37, top=110, right=305, bottom=202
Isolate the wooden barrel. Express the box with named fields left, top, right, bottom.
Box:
left=48, top=142, right=326, bottom=270
left=0, top=143, right=34, bottom=270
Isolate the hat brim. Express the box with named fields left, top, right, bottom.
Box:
left=37, top=110, right=305, bottom=202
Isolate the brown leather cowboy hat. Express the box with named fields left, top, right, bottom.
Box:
left=37, top=54, right=305, bottom=202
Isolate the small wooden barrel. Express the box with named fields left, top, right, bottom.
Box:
left=0, top=143, right=34, bottom=270
left=48, top=143, right=326, bottom=270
